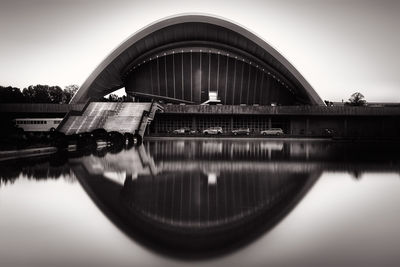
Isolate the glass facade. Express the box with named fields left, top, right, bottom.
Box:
left=125, top=47, right=298, bottom=105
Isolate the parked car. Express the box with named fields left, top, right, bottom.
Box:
left=173, top=128, right=189, bottom=134
left=323, top=128, right=334, bottom=137
left=232, top=128, right=250, bottom=136
left=203, top=127, right=223, bottom=135
left=260, top=128, right=284, bottom=136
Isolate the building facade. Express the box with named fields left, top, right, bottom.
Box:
left=70, top=14, right=325, bottom=106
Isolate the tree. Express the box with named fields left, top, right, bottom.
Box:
left=346, top=92, right=367, bottom=106
left=23, top=85, right=52, bottom=103
left=100, top=93, right=125, bottom=102
left=62, top=84, right=79, bottom=104
left=22, top=86, right=35, bottom=102
left=1, top=84, right=80, bottom=103
left=107, top=94, right=119, bottom=102
left=0, top=86, right=26, bottom=103
left=48, top=86, right=63, bottom=103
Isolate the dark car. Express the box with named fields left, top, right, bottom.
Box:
left=231, top=128, right=250, bottom=136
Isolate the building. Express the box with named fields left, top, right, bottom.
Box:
left=70, top=14, right=324, bottom=106
left=2, top=14, right=399, bottom=139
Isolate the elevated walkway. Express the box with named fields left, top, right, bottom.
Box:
left=58, top=102, right=163, bottom=139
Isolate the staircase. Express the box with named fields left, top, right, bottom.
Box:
left=136, top=102, right=164, bottom=138
left=58, top=102, right=163, bottom=137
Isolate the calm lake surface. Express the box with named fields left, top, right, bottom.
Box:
left=1, top=139, right=400, bottom=267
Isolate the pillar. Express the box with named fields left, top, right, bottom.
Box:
left=192, top=116, right=197, bottom=131
left=306, top=118, right=309, bottom=136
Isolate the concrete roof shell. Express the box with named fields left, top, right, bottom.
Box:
left=70, top=14, right=325, bottom=105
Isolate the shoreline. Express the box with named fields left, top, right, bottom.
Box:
left=1, top=136, right=400, bottom=162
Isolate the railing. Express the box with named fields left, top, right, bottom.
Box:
left=56, top=98, right=93, bottom=132
left=161, top=105, right=400, bottom=116
left=137, top=110, right=150, bottom=137
left=136, top=100, right=163, bottom=137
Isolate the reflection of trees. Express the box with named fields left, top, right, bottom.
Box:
left=351, top=170, right=363, bottom=180
left=0, top=158, right=74, bottom=187
left=0, top=140, right=135, bottom=188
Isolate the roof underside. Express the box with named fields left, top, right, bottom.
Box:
left=70, top=14, right=324, bottom=105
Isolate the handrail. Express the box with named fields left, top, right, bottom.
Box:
left=137, top=109, right=150, bottom=135
left=56, top=98, right=93, bottom=131
left=136, top=100, right=157, bottom=136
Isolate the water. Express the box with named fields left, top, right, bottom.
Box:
left=1, top=139, right=400, bottom=267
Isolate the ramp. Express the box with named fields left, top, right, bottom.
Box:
left=58, top=102, right=162, bottom=137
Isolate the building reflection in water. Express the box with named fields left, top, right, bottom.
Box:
left=3, top=140, right=400, bottom=258
left=68, top=140, right=400, bottom=258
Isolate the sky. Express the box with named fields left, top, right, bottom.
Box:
left=0, top=0, right=399, bottom=102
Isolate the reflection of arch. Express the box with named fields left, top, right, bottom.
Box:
left=70, top=14, right=325, bottom=106
left=71, top=149, right=321, bottom=259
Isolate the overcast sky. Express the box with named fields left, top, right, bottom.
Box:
left=0, top=0, right=399, bottom=102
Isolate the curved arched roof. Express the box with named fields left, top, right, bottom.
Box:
left=70, top=14, right=325, bottom=105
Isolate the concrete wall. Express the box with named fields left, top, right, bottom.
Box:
left=1, top=103, right=400, bottom=139
left=152, top=105, right=400, bottom=138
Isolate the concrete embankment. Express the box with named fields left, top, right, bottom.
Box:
left=0, top=147, right=57, bottom=162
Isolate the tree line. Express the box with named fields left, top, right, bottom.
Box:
left=1, top=84, right=368, bottom=106
left=0, top=84, right=129, bottom=103
left=0, top=84, right=79, bottom=104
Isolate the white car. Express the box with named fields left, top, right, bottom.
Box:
left=172, top=128, right=189, bottom=134
left=260, top=128, right=284, bottom=136
left=203, top=127, right=223, bottom=135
